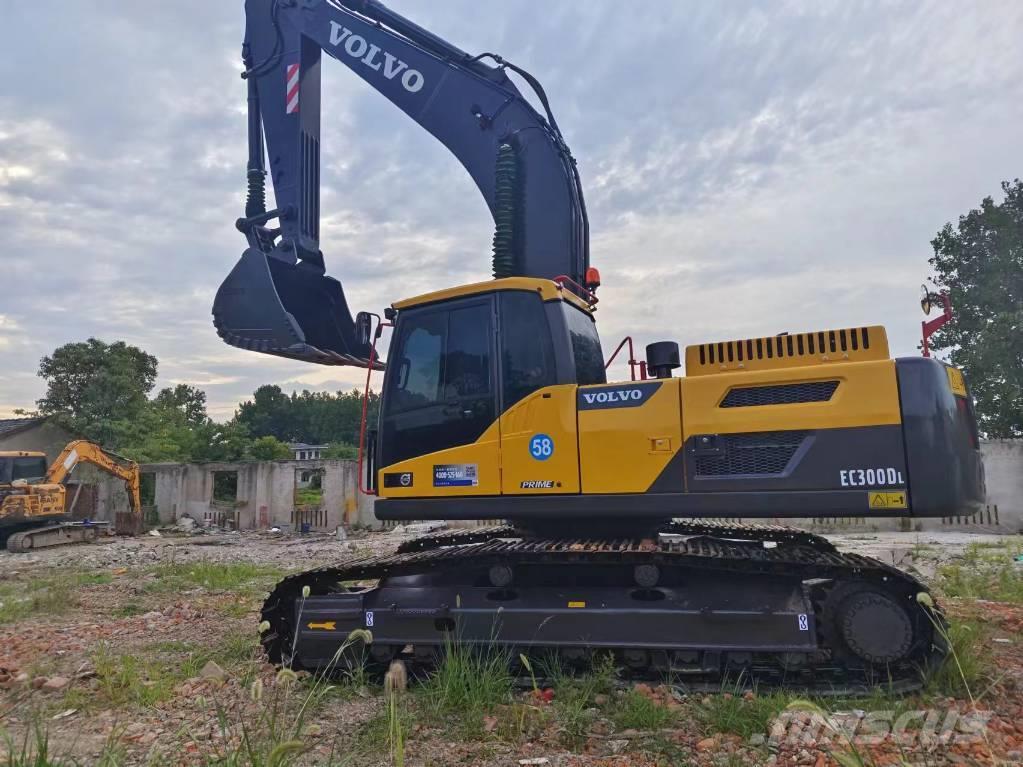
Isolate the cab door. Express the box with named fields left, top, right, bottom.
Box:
left=378, top=296, right=499, bottom=492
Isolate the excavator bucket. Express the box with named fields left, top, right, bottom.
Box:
left=212, top=248, right=375, bottom=366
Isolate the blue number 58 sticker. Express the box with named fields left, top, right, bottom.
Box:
left=529, top=434, right=554, bottom=461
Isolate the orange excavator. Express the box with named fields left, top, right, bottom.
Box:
left=0, top=440, right=142, bottom=553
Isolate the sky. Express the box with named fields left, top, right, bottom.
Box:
left=1, top=0, right=1021, bottom=421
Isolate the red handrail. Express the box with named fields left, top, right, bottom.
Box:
left=357, top=315, right=388, bottom=496
left=552, top=274, right=599, bottom=306
left=604, top=336, right=646, bottom=381
left=921, top=293, right=953, bottom=358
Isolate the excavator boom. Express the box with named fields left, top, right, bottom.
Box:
left=214, top=0, right=589, bottom=366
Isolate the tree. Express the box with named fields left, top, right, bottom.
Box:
left=250, top=435, right=293, bottom=460
left=236, top=386, right=378, bottom=445
left=154, top=384, right=208, bottom=427
left=236, top=385, right=294, bottom=441
left=928, top=179, right=1023, bottom=437
left=323, top=442, right=358, bottom=460
left=37, top=338, right=158, bottom=445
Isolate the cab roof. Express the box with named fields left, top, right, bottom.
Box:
left=391, top=277, right=594, bottom=314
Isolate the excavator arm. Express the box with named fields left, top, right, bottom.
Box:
left=46, top=441, right=142, bottom=516
left=213, top=0, right=590, bottom=366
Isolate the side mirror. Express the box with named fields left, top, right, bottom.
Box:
left=919, top=284, right=932, bottom=316
left=354, top=312, right=373, bottom=348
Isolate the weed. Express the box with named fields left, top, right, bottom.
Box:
left=697, top=685, right=792, bottom=740
left=542, top=655, right=617, bottom=748
left=146, top=561, right=282, bottom=595
left=611, top=689, right=674, bottom=732
left=201, top=629, right=371, bottom=766
left=0, top=718, right=124, bottom=767
left=419, top=642, right=513, bottom=738
left=92, top=645, right=178, bottom=708
left=0, top=571, right=112, bottom=624
left=112, top=602, right=144, bottom=618
left=925, top=617, right=995, bottom=699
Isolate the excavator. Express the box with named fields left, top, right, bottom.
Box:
left=213, top=0, right=985, bottom=690
left=0, top=440, right=142, bottom=552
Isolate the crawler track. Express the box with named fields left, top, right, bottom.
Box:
left=261, top=522, right=945, bottom=694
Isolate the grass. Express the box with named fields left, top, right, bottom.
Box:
left=145, top=560, right=282, bottom=595
left=696, top=683, right=793, bottom=741
left=611, top=689, right=674, bottom=731
left=84, top=630, right=261, bottom=711
left=0, top=572, right=112, bottom=625
left=197, top=630, right=372, bottom=767
left=537, top=653, right=616, bottom=747
left=418, top=642, right=513, bottom=737
left=294, top=487, right=324, bottom=507
left=0, top=721, right=125, bottom=767
left=925, top=617, right=996, bottom=699
left=939, top=560, right=1023, bottom=604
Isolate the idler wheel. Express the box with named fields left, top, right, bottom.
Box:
left=838, top=591, right=913, bottom=664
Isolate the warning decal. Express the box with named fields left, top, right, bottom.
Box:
left=868, top=491, right=908, bottom=510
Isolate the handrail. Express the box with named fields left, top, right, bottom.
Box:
left=357, top=315, right=388, bottom=496
left=604, top=336, right=646, bottom=381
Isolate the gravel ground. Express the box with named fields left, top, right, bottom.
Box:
left=0, top=527, right=1020, bottom=766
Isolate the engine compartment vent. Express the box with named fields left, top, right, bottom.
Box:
left=693, top=431, right=808, bottom=477
left=685, top=326, right=889, bottom=376
left=720, top=381, right=839, bottom=408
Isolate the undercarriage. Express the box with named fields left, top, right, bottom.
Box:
left=261, top=522, right=946, bottom=694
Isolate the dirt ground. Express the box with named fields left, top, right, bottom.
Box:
left=1, top=528, right=1021, bottom=766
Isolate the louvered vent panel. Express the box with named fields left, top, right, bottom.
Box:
left=685, top=326, right=889, bottom=376
left=694, top=431, right=807, bottom=477
left=720, top=381, right=839, bottom=408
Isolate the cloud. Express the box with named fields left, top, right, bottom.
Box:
left=0, top=0, right=1021, bottom=421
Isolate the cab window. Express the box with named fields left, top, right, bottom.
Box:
left=562, top=304, right=606, bottom=385
left=500, top=291, right=556, bottom=408
left=380, top=299, right=495, bottom=467
left=0, top=456, right=48, bottom=483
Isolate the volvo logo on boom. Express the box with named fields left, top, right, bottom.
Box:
left=327, top=20, right=425, bottom=93
left=577, top=382, right=662, bottom=410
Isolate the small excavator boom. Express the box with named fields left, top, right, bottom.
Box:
left=214, top=0, right=589, bottom=366
left=44, top=440, right=142, bottom=515
left=0, top=440, right=142, bottom=552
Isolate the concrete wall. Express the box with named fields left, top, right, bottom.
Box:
left=109, top=458, right=376, bottom=531
left=976, top=439, right=1023, bottom=532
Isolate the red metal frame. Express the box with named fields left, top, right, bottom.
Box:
left=921, top=293, right=952, bottom=358
left=604, top=336, right=647, bottom=381
left=357, top=315, right=389, bottom=496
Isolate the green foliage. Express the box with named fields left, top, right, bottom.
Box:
left=938, top=539, right=1023, bottom=604
left=249, top=435, right=293, bottom=460
left=0, top=571, right=111, bottom=625
left=928, top=179, right=1023, bottom=437
left=153, top=383, right=208, bottom=427
left=420, top=643, right=513, bottom=737
left=237, top=385, right=378, bottom=446
left=696, top=686, right=792, bottom=740
left=611, top=690, right=674, bottom=732
left=36, top=338, right=158, bottom=445
left=147, top=560, right=282, bottom=594
left=322, top=442, right=358, bottom=460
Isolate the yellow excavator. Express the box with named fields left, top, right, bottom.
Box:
left=212, top=1, right=985, bottom=691
left=0, top=440, right=142, bottom=553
